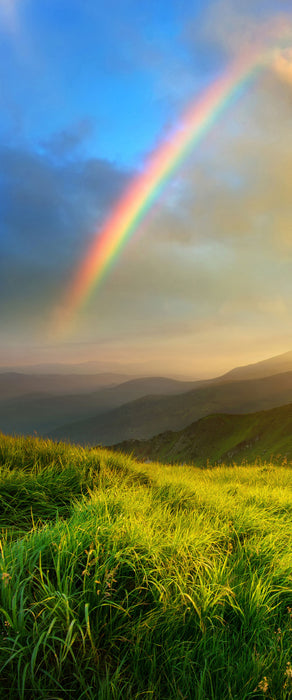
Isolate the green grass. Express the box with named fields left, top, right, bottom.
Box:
left=0, top=433, right=292, bottom=699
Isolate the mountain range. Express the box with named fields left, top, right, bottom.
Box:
left=0, top=350, right=291, bottom=448
left=50, top=369, right=292, bottom=445
left=0, top=375, right=198, bottom=436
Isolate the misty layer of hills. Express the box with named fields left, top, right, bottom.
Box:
left=51, top=370, right=292, bottom=445
left=0, top=350, right=291, bottom=447
left=0, top=374, right=198, bottom=435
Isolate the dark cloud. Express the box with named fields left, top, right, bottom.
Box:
left=0, top=138, right=132, bottom=329
left=41, top=119, right=95, bottom=159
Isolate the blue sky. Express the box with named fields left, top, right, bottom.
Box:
left=0, top=0, right=212, bottom=163
left=1, top=0, right=292, bottom=376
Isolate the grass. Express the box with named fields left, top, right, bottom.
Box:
left=0, top=433, right=292, bottom=698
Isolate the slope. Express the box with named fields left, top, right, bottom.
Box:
left=50, top=370, right=292, bottom=445
left=111, top=403, right=292, bottom=465
left=0, top=376, right=199, bottom=436
left=218, top=349, right=292, bottom=382
left=0, top=433, right=292, bottom=699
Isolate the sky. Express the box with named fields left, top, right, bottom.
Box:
left=0, top=0, right=292, bottom=378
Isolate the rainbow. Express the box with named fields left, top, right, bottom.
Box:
left=52, top=39, right=284, bottom=335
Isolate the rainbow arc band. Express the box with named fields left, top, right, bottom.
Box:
left=51, top=37, right=287, bottom=336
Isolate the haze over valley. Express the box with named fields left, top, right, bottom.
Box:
left=0, top=351, right=291, bottom=464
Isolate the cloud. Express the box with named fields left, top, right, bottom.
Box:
left=184, top=0, right=292, bottom=65
left=273, top=47, right=292, bottom=86
left=0, top=136, right=132, bottom=334
left=41, top=120, right=95, bottom=159
left=76, top=51, right=292, bottom=360
left=1, top=1, right=292, bottom=374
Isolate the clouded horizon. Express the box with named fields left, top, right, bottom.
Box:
left=1, top=0, right=291, bottom=379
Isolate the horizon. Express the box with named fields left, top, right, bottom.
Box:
left=0, top=347, right=291, bottom=383
left=1, top=1, right=291, bottom=373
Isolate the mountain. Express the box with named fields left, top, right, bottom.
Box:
left=218, top=350, right=292, bottom=382
left=0, top=376, right=198, bottom=436
left=0, top=361, right=133, bottom=376
left=0, top=372, right=131, bottom=400
left=50, top=370, right=292, bottom=446
left=1, top=350, right=291, bottom=441
left=110, top=403, right=292, bottom=466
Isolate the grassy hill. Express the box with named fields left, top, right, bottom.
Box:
left=111, top=403, right=292, bottom=466
left=51, top=370, right=292, bottom=445
left=0, top=433, right=292, bottom=698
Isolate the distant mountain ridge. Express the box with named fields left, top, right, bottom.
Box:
left=0, top=376, right=199, bottom=436
left=0, top=372, right=131, bottom=400
left=218, top=350, right=292, bottom=382
left=2, top=349, right=291, bottom=380
left=0, top=362, right=133, bottom=376
left=1, top=349, right=291, bottom=443
left=50, top=370, right=292, bottom=446
left=110, top=403, right=292, bottom=466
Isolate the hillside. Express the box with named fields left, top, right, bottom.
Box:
left=1, top=350, right=291, bottom=441
left=0, top=376, right=198, bottom=436
left=218, top=349, right=292, bottom=382
left=0, top=433, right=292, bottom=699
left=111, top=403, right=292, bottom=465
left=51, top=370, right=292, bottom=445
